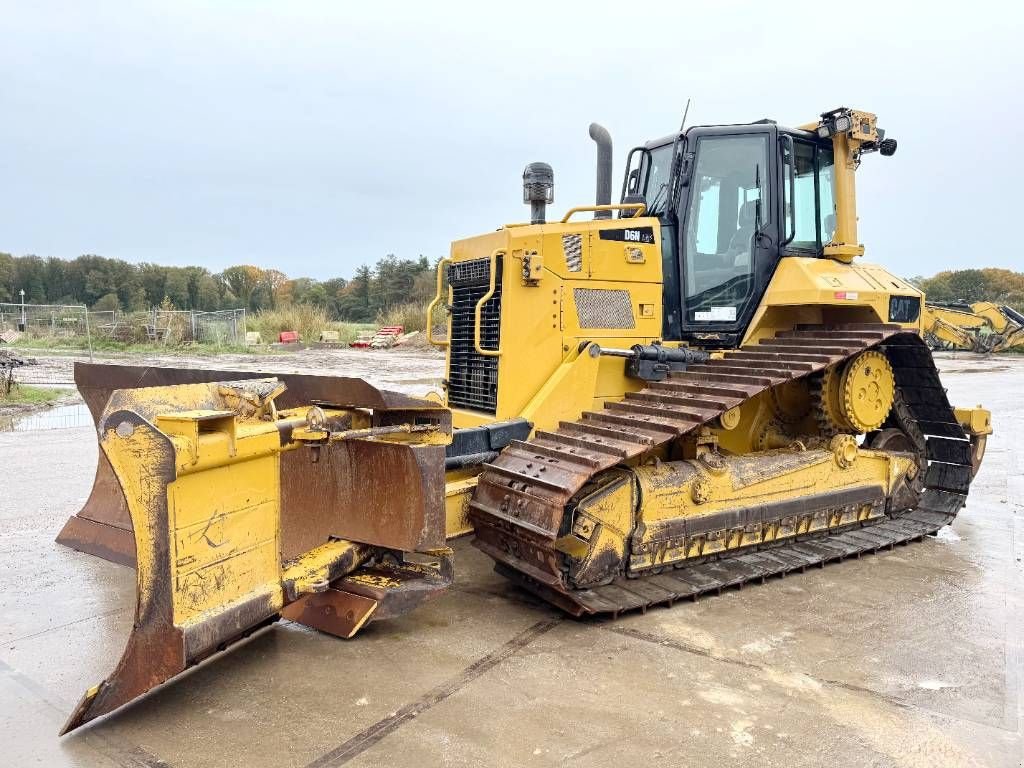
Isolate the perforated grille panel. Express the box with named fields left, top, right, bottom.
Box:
left=447, top=257, right=502, bottom=413
left=448, top=258, right=491, bottom=285
left=573, top=288, right=635, bottom=329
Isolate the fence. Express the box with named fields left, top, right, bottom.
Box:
left=0, top=303, right=246, bottom=348
left=90, top=308, right=246, bottom=346
left=0, top=302, right=90, bottom=338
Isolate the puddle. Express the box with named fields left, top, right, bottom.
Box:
left=937, top=365, right=1013, bottom=376
left=0, top=403, right=92, bottom=433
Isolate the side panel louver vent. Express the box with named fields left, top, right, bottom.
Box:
left=562, top=233, right=583, bottom=272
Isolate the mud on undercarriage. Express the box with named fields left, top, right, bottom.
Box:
left=469, top=325, right=982, bottom=616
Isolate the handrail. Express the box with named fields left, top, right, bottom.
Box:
left=780, top=134, right=797, bottom=247
left=473, top=250, right=504, bottom=358
left=560, top=202, right=647, bottom=223
left=426, top=257, right=452, bottom=347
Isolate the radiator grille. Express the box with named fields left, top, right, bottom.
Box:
left=447, top=256, right=502, bottom=413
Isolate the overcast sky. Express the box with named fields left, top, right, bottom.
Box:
left=1, top=1, right=1020, bottom=280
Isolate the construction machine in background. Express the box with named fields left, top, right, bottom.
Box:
left=56, top=107, right=992, bottom=735
left=922, top=300, right=1024, bottom=352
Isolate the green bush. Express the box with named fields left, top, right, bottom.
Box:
left=248, top=306, right=374, bottom=344
left=376, top=301, right=431, bottom=333
left=0, top=383, right=66, bottom=405
left=248, top=305, right=330, bottom=341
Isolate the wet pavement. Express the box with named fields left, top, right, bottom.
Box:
left=0, top=352, right=1020, bottom=767
left=0, top=402, right=91, bottom=433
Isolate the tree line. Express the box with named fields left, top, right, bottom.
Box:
left=0, top=252, right=438, bottom=322
left=3, top=251, right=1020, bottom=321
left=910, top=268, right=1024, bottom=311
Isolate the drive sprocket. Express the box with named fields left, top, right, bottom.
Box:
left=812, top=350, right=895, bottom=435
left=811, top=364, right=850, bottom=436
left=840, top=350, right=895, bottom=432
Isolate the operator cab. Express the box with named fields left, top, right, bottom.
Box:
left=623, top=120, right=841, bottom=347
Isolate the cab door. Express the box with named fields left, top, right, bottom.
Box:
left=676, top=125, right=780, bottom=348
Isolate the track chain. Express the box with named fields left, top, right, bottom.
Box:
left=469, top=325, right=972, bottom=617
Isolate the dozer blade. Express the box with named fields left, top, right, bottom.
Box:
left=60, top=368, right=451, bottom=735
left=58, top=363, right=452, bottom=565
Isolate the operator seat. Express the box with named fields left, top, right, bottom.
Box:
left=822, top=213, right=836, bottom=244
left=727, top=200, right=757, bottom=267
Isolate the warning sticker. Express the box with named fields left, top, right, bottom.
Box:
left=694, top=306, right=737, bottom=322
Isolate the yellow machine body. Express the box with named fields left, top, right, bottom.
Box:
left=569, top=440, right=913, bottom=580
left=922, top=301, right=1024, bottom=352
left=971, top=301, right=1022, bottom=337
left=60, top=374, right=453, bottom=735
left=57, top=107, right=993, bottom=734
left=441, top=217, right=666, bottom=428
left=437, top=107, right=991, bottom=611
left=435, top=229, right=927, bottom=537
left=436, top=233, right=922, bottom=433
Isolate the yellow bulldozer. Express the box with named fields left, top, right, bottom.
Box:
left=922, top=300, right=1024, bottom=352
left=55, top=107, right=993, bottom=734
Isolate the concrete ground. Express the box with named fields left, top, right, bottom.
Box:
left=1, top=353, right=1021, bottom=767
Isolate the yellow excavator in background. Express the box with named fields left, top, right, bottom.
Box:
left=922, top=300, right=1024, bottom=352
left=55, top=107, right=992, bottom=735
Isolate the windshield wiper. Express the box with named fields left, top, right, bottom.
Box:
left=688, top=274, right=752, bottom=311
left=648, top=182, right=668, bottom=214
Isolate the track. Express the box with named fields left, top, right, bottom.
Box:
left=469, top=324, right=973, bottom=617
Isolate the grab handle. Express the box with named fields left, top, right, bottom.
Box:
left=426, top=257, right=452, bottom=347
left=473, top=250, right=504, bottom=357
left=560, top=203, right=646, bottom=222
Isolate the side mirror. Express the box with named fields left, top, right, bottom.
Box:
left=678, top=152, right=695, bottom=187
left=627, top=168, right=640, bottom=194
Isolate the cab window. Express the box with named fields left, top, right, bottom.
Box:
left=640, top=144, right=674, bottom=215
left=783, top=139, right=836, bottom=251
left=818, top=150, right=836, bottom=244
left=682, top=134, right=768, bottom=324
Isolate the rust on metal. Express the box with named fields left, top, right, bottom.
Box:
left=281, top=588, right=380, bottom=639
left=60, top=411, right=186, bottom=735
left=57, top=363, right=451, bottom=564
left=58, top=366, right=451, bottom=735
left=281, top=552, right=455, bottom=637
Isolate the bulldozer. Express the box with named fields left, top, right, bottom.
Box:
left=922, top=300, right=1024, bottom=352
left=55, top=107, right=993, bottom=735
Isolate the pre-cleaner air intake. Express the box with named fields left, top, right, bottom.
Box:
left=523, top=162, right=554, bottom=225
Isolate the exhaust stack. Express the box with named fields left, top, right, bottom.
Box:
left=589, top=122, right=613, bottom=219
